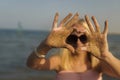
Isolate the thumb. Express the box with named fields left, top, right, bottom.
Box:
left=64, top=44, right=75, bottom=53
left=85, top=45, right=92, bottom=52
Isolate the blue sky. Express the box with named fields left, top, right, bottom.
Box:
left=0, top=0, right=120, bottom=33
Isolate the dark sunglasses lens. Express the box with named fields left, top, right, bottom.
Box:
left=66, top=35, right=78, bottom=44
left=79, top=35, right=87, bottom=43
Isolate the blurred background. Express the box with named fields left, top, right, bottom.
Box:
left=0, top=0, right=120, bottom=80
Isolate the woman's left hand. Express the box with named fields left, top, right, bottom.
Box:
left=85, top=15, right=109, bottom=59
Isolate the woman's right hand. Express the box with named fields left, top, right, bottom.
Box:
left=45, top=12, right=79, bottom=53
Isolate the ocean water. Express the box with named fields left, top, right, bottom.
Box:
left=0, top=29, right=120, bottom=80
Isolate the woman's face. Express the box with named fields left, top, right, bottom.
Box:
left=66, top=23, right=88, bottom=52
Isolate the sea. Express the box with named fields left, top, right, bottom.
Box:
left=0, top=29, right=120, bottom=80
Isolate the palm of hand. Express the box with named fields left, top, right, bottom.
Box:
left=88, top=33, right=107, bottom=58
left=46, top=27, right=71, bottom=48
left=85, top=15, right=109, bottom=59
left=45, top=13, right=79, bottom=52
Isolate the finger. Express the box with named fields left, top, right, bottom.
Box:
left=64, top=43, right=75, bottom=53
left=52, top=12, right=59, bottom=29
left=84, top=30, right=91, bottom=41
left=91, top=16, right=101, bottom=33
left=60, top=13, right=72, bottom=26
left=85, top=15, right=95, bottom=33
left=102, top=20, right=108, bottom=35
left=65, top=12, right=79, bottom=29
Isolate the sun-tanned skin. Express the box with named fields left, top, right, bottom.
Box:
left=26, top=13, right=120, bottom=79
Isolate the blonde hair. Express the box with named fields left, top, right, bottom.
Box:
left=59, top=48, right=73, bottom=70
left=59, top=19, right=101, bottom=71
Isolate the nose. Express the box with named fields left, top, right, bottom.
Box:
left=76, top=38, right=83, bottom=47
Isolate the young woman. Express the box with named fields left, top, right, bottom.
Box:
left=26, top=13, right=120, bottom=80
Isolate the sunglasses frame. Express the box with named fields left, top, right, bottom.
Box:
left=66, top=34, right=88, bottom=44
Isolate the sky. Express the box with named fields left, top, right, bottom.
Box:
left=0, top=0, right=120, bottom=33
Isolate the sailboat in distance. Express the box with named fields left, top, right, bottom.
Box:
left=17, top=21, right=23, bottom=37
left=16, top=21, right=25, bottom=45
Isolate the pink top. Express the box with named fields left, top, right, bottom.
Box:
left=55, top=70, right=102, bottom=80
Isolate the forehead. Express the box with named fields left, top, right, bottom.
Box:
left=72, top=20, right=90, bottom=32
left=73, top=23, right=84, bottom=28
left=76, top=23, right=82, bottom=26
left=74, top=19, right=85, bottom=26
